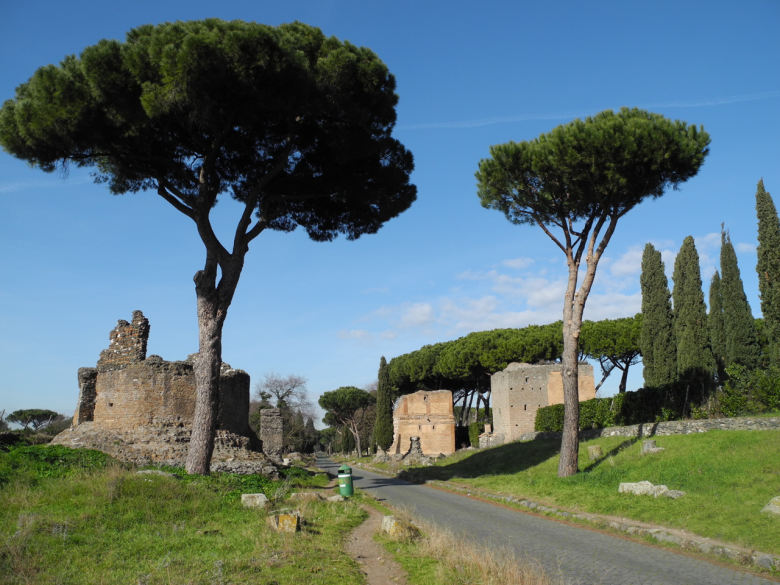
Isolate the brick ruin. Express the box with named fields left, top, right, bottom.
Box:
left=389, top=390, right=456, bottom=456
left=259, top=408, right=284, bottom=461
left=489, top=362, right=596, bottom=443
left=52, top=311, right=277, bottom=476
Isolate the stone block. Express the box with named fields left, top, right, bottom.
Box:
left=242, top=493, right=270, bottom=508
left=289, top=492, right=323, bottom=501
left=642, top=440, right=665, bottom=454
left=380, top=515, right=420, bottom=540
left=762, top=496, right=780, bottom=516
left=618, top=481, right=683, bottom=498
left=327, top=495, right=345, bottom=502
left=267, top=511, right=301, bottom=533
left=136, top=469, right=178, bottom=479
left=587, top=445, right=602, bottom=460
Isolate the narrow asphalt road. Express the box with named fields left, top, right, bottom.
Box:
left=317, top=455, right=774, bottom=585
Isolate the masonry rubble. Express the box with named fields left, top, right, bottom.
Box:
left=51, top=311, right=278, bottom=477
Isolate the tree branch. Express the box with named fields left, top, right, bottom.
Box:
left=157, top=181, right=196, bottom=219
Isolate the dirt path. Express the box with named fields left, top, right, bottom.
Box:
left=345, top=505, right=408, bottom=585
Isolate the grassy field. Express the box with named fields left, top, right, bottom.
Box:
left=0, top=445, right=366, bottom=584
left=396, top=429, right=780, bottom=555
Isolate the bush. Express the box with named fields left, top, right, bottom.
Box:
left=720, top=364, right=780, bottom=417
left=468, top=422, right=484, bottom=447
left=0, top=444, right=114, bottom=487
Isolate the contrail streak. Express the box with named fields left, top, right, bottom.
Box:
left=397, top=90, right=780, bottom=130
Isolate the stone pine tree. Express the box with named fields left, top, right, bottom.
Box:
left=720, top=229, right=760, bottom=369
left=0, top=20, right=416, bottom=474
left=640, top=244, right=677, bottom=387
left=374, top=356, right=394, bottom=451
left=476, top=108, right=710, bottom=477
left=672, top=237, right=715, bottom=384
left=756, top=179, right=780, bottom=365
left=708, top=271, right=727, bottom=381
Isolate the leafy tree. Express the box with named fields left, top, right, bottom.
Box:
left=756, top=179, right=780, bottom=365
left=319, top=386, right=375, bottom=457
left=640, top=243, right=677, bottom=387
left=580, top=315, right=642, bottom=393
left=0, top=20, right=415, bottom=474
left=6, top=409, right=59, bottom=431
left=374, top=356, right=394, bottom=450
left=720, top=229, right=760, bottom=369
left=672, top=236, right=715, bottom=384
left=0, top=411, right=8, bottom=432
left=476, top=108, right=709, bottom=476
left=304, top=418, right=318, bottom=453
left=708, top=270, right=727, bottom=382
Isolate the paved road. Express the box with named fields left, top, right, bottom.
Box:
left=317, top=455, right=774, bottom=585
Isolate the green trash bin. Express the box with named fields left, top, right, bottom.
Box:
left=338, top=464, right=354, bottom=497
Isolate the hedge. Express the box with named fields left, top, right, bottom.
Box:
left=468, top=422, right=485, bottom=447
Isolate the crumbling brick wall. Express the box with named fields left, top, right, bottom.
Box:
left=389, top=390, right=455, bottom=456
left=96, top=310, right=150, bottom=371
left=259, top=409, right=284, bottom=460
left=491, top=362, right=595, bottom=442
left=73, top=367, right=98, bottom=424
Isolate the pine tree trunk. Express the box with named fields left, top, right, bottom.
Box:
left=558, top=257, right=581, bottom=478
left=186, top=271, right=227, bottom=475
left=619, top=364, right=629, bottom=393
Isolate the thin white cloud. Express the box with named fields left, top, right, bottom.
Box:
left=337, top=329, right=371, bottom=340
left=736, top=242, right=757, bottom=253
left=400, top=303, right=436, bottom=328
left=503, top=257, right=535, bottom=269
left=397, top=91, right=780, bottom=131
left=608, top=246, right=644, bottom=277
left=0, top=176, right=93, bottom=195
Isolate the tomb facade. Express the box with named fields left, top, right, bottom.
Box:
left=491, top=362, right=596, bottom=443
left=389, top=390, right=455, bottom=456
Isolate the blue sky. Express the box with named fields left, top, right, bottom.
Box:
left=1, top=0, right=778, bottom=424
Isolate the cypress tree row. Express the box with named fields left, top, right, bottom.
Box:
left=640, top=243, right=677, bottom=386
left=374, top=356, right=395, bottom=450
left=672, top=236, right=715, bottom=383
left=708, top=270, right=727, bottom=381
left=720, top=230, right=760, bottom=368
left=756, top=179, right=780, bottom=365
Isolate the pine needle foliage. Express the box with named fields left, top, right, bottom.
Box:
left=756, top=179, right=780, bottom=365
left=708, top=270, right=727, bottom=381
left=640, top=244, right=677, bottom=386
left=672, top=236, right=715, bottom=384
left=374, top=356, right=394, bottom=451
left=720, top=230, right=760, bottom=369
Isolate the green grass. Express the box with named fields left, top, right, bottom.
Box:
left=402, top=430, right=780, bottom=555
left=0, top=445, right=366, bottom=584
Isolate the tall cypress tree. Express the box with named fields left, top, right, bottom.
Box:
left=720, top=229, right=760, bottom=368
left=708, top=270, right=727, bottom=381
left=374, top=356, right=395, bottom=450
left=640, top=243, right=677, bottom=386
left=672, top=236, right=715, bottom=383
left=756, top=179, right=780, bottom=365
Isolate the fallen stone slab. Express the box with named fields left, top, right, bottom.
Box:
left=380, top=515, right=420, bottom=541
left=327, top=494, right=345, bottom=502
left=762, top=496, right=780, bottom=516
left=136, top=469, right=178, bottom=478
left=618, top=481, right=684, bottom=498
left=288, top=492, right=324, bottom=501
left=267, top=511, right=302, bottom=533
left=241, top=493, right=270, bottom=508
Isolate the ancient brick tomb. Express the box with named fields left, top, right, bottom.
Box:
left=389, top=390, right=456, bottom=456
left=490, top=362, right=596, bottom=443
left=52, top=311, right=276, bottom=475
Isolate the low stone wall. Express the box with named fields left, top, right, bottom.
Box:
left=511, top=415, right=780, bottom=443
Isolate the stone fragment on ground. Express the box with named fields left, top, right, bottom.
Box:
left=346, top=505, right=408, bottom=585
left=241, top=493, right=270, bottom=508
left=642, top=439, right=665, bottom=454
left=267, top=510, right=302, bottom=533
left=762, top=496, right=780, bottom=516
left=136, top=469, right=178, bottom=478
left=288, top=491, right=324, bottom=501
left=618, top=480, right=684, bottom=498
left=328, top=494, right=345, bottom=502
left=381, top=515, right=421, bottom=541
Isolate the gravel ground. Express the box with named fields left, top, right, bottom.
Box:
left=317, top=455, right=777, bottom=585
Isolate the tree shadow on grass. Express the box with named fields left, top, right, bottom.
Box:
left=406, top=438, right=562, bottom=482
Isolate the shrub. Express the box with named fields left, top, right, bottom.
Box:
left=720, top=364, right=780, bottom=416
left=468, top=422, right=484, bottom=447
